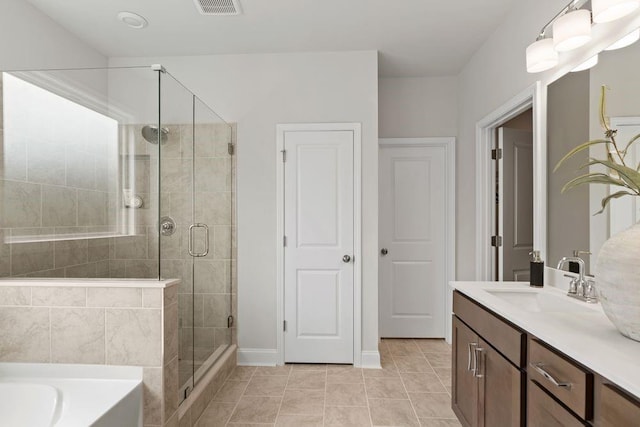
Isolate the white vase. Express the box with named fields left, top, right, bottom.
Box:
left=595, top=222, right=640, bottom=342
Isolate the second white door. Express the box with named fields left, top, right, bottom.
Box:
left=283, top=129, right=354, bottom=363
left=379, top=145, right=446, bottom=338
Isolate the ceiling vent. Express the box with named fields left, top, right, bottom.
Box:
left=193, top=0, right=242, bottom=15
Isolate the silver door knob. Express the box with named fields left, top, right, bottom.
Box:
left=381, top=248, right=388, bottom=256
left=342, top=255, right=351, bottom=263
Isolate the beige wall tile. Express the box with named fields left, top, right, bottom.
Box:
left=11, top=238, right=54, bottom=276
left=51, top=308, right=105, bottom=364
left=0, top=230, right=10, bottom=277
left=32, top=286, right=86, bottom=306
left=163, top=284, right=179, bottom=307
left=0, top=307, right=50, bottom=362
left=125, top=260, right=158, bottom=279
left=106, top=308, right=162, bottom=366
left=77, top=189, right=107, bottom=226
left=87, top=238, right=110, bottom=262
left=164, top=356, right=179, bottom=423
left=0, top=286, right=31, bottom=306
left=202, top=294, right=229, bottom=327
left=143, top=367, right=163, bottom=426
left=54, top=239, right=88, bottom=269
left=42, top=185, right=77, bottom=227
left=143, top=288, right=163, bottom=308
left=164, top=302, right=179, bottom=363
left=193, top=260, right=227, bottom=294
left=87, top=287, right=142, bottom=307
left=65, top=262, right=98, bottom=278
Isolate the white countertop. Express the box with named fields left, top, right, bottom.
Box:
left=451, top=281, right=640, bottom=399
left=0, top=278, right=180, bottom=288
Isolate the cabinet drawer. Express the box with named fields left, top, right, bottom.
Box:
left=528, top=338, right=592, bottom=420
left=453, top=291, right=524, bottom=367
left=598, top=382, right=640, bottom=427
left=528, top=380, right=586, bottom=427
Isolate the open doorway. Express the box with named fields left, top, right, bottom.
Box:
left=493, top=109, right=534, bottom=281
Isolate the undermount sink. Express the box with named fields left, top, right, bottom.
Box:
left=486, top=289, right=595, bottom=313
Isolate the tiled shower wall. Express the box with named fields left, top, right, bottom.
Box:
left=0, top=72, right=118, bottom=279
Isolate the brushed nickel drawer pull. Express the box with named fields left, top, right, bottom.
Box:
left=531, top=363, right=572, bottom=389
left=468, top=342, right=478, bottom=372
left=474, top=347, right=485, bottom=378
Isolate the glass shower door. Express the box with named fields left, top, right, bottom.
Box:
left=191, top=97, right=233, bottom=386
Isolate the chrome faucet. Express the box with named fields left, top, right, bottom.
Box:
left=556, top=257, right=597, bottom=303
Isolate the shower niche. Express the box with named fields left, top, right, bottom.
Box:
left=0, top=66, right=236, bottom=405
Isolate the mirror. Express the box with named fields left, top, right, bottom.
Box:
left=547, top=34, right=640, bottom=275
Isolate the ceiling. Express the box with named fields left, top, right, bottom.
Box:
left=26, top=0, right=515, bottom=77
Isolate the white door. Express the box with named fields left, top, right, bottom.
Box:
left=283, top=129, right=354, bottom=363
left=379, top=145, right=446, bottom=338
left=498, top=128, right=534, bottom=281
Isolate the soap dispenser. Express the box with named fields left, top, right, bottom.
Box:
left=529, top=251, right=544, bottom=288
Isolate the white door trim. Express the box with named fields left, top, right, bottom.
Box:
left=276, top=123, right=362, bottom=366
left=475, top=82, right=547, bottom=281
left=379, top=137, right=456, bottom=342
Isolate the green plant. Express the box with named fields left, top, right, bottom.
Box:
left=554, top=85, right=640, bottom=214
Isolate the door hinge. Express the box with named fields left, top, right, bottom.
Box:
left=283, top=235, right=287, bottom=247
left=227, top=315, right=234, bottom=328
left=491, top=235, right=503, bottom=247
left=491, top=148, right=503, bottom=160
left=228, top=143, right=235, bottom=155
left=283, top=320, right=287, bottom=332
left=281, top=149, right=287, bottom=162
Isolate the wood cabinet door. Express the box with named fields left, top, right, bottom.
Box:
left=477, top=337, right=523, bottom=427
left=528, top=380, right=586, bottom=427
left=597, top=383, right=640, bottom=427
left=452, top=316, right=478, bottom=427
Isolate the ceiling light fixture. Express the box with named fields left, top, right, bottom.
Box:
left=553, top=9, right=592, bottom=51
left=117, top=11, right=148, bottom=29
left=605, top=28, right=640, bottom=50
left=592, top=0, right=640, bottom=23
left=571, top=54, right=599, bottom=72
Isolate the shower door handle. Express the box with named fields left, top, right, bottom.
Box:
left=188, top=223, right=209, bottom=257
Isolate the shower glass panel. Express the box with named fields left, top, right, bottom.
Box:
left=158, top=72, right=233, bottom=398
left=0, top=65, right=234, bottom=405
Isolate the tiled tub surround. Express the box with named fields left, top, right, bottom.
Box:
left=0, top=279, right=181, bottom=427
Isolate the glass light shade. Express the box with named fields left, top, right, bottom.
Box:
left=605, top=28, right=640, bottom=50
left=526, top=38, right=559, bottom=73
left=592, top=0, right=640, bottom=23
left=553, top=9, right=592, bottom=52
left=571, top=54, right=599, bottom=72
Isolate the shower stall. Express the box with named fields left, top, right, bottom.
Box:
left=0, top=65, right=235, bottom=402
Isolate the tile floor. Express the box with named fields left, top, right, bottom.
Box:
left=195, top=339, right=462, bottom=426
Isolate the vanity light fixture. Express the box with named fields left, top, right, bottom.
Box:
left=526, top=38, right=559, bottom=73
left=117, top=11, right=148, bottom=29
left=592, top=0, right=640, bottom=23
left=526, top=0, right=638, bottom=73
left=553, top=9, right=592, bottom=51
left=571, top=54, right=599, bottom=72
left=605, top=28, right=640, bottom=49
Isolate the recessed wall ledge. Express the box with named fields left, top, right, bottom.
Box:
left=6, top=232, right=144, bottom=244
left=537, top=10, right=640, bottom=85
left=0, top=278, right=180, bottom=288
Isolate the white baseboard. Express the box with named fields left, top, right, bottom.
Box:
left=360, top=350, right=381, bottom=369
left=237, top=348, right=278, bottom=366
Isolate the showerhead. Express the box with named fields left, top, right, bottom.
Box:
left=141, top=125, right=169, bottom=145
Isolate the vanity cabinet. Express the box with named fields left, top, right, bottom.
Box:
left=452, top=289, right=640, bottom=427
left=452, top=292, right=525, bottom=427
